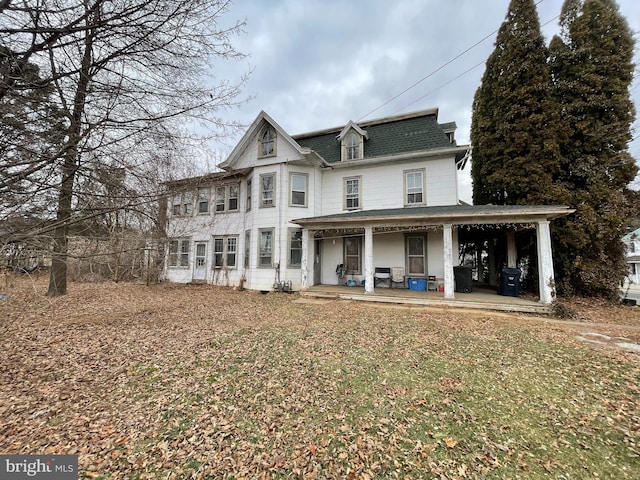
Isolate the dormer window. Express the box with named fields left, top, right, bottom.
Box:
left=259, top=126, right=276, bottom=158
left=345, top=132, right=360, bottom=160
left=338, top=122, right=368, bottom=162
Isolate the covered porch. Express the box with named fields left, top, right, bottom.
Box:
left=294, top=205, right=574, bottom=306
left=300, top=284, right=551, bottom=314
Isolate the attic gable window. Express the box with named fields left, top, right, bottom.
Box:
left=259, top=126, right=276, bottom=158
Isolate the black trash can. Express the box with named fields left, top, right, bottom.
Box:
left=500, top=268, right=521, bottom=297
left=453, top=266, right=473, bottom=293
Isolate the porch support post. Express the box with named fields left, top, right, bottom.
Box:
left=301, top=229, right=311, bottom=289
left=536, top=220, right=555, bottom=304
left=507, top=231, right=517, bottom=268
left=364, top=226, right=374, bottom=294
left=443, top=224, right=455, bottom=299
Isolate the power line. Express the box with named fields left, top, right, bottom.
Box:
left=357, top=1, right=557, bottom=122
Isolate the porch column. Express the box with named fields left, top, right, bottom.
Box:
left=364, top=226, right=374, bottom=294
left=536, top=220, right=555, bottom=304
left=301, top=229, right=311, bottom=289
left=507, top=231, right=517, bottom=268
left=443, top=224, right=455, bottom=299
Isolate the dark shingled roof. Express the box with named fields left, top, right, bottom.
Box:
left=293, top=112, right=455, bottom=164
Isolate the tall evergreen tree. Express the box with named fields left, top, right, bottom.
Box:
left=549, top=0, right=637, bottom=298
left=471, top=0, right=566, bottom=206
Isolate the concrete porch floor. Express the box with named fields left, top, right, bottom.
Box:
left=300, top=284, right=552, bottom=314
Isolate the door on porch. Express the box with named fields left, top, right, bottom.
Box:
left=193, top=242, right=207, bottom=281
left=406, top=235, right=427, bottom=278
left=314, top=239, right=321, bottom=285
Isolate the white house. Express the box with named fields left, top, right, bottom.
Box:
left=162, top=108, right=572, bottom=303
left=623, top=227, right=640, bottom=284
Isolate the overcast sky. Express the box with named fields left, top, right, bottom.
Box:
left=214, top=0, right=640, bottom=203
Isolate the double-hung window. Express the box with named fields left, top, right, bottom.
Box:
left=213, top=236, right=238, bottom=268
left=260, top=174, right=275, bottom=207
left=215, top=183, right=240, bottom=212
left=344, top=176, right=361, bottom=210
left=289, top=229, right=303, bottom=267
left=405, top=169, right=425, bottom=205
left=171, top=192, right=193, bottom=216
left=197, top=188, right=210, bottom=214
left=246, top=179, right=252, bottom=211
left=290, top=173, right=308, bottom=207
left=259, top=228, right=274, bottom=267
left=168, top=239, right=190, bottom=267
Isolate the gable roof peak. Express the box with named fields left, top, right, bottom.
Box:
left=336, top=121, right=369, bottom=141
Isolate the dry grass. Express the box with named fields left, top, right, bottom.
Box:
left=0, top=276, right=638, bottom=479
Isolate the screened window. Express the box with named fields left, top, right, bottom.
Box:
left=344, top=176, right=361, bottom=210
left=260, top=174, right=275, bottom=207
left=290, top=173, right=307, bottom=207
left=289, top=229, right=303, bottom=267
left=259, top=126, right=276, bottom=157
left=405, top=170, right=424, bottom=205
left=406, top=236, right=426, bottom=276
left=168, top=239, right=190, bottom=267
left=213, top=236, right=238, bottom=268
left=259, top=229, right=274, bottom=267
left=344, top=237, right=362, bottom=274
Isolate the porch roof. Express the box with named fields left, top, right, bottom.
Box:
left=292, top=204, right=574, bottom=229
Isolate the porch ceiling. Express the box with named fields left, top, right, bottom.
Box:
left=292, top=204, right=574, bottom=230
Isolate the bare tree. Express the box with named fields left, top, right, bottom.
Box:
left=0, top=0, right=248, bottom=295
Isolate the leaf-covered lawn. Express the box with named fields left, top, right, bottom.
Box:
left=1, top=279, right=638, bottom=479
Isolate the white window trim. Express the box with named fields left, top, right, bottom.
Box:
left=214, top=183, right=240, bottom=213
left=341, top=132, right=364, bottom=161
left=343, top=175, right=362, bottom=211
left=289, top=173, right=308, bottom=208
left=258, top=126, right=277, bottom=158
left=213, top=235, right=239, bottom=269
left=258, top=228, right=275, bottom=268
left=246, top=178, right=252, bottom=212
left=197, top=188, right=210, bottom=215
left=404, top=168, right=426, bottom=206
left=288, top=228, right=303, bottom=268
left=171, top=192, right=194, bottom=217
left=259, top=173, right=276, bottom=208
left=168, top=238, right=191, bottom=268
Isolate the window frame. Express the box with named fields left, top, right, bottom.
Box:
left=344, top=236, right=362, bottom=275
left=212, top=235, right=239, bottom=269
left=342, top=131, right=363, bottom=161
left=343, top=176, right=362, bottom=211
left=197, top=188, right=210, bottom=214
left=259, top=126, right=277, bottom=158
left=404, top=169, right=426, bottom=206
left=289, top=173, right=308, bottom=207
left=288, top=228, right=303, bottom=268
left=214, top=183, right=240, bottom=213
left=171, top=192, right=194, bottom=217
left=405, top=235, right=427, bottom=276
left=260, top=173, right=276, bottom=208
left=246, top=178, right=252, bottom=212
left=168, top=238, right=190, bottom=268
left=258, top=228, right=274, bottom=268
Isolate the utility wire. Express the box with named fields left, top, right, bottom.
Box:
left=357, top=0, right=554, bottom=122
